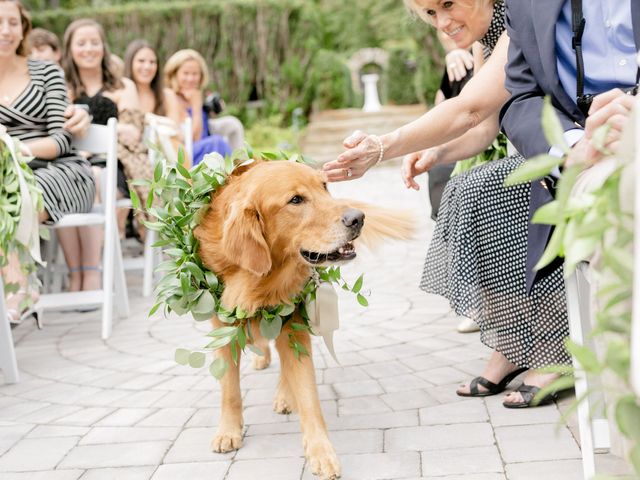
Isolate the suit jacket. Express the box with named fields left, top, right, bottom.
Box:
left=499, top=0, right=640, bottom=292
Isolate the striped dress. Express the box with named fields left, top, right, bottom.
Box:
left=0, top=59, right=95, bottom=222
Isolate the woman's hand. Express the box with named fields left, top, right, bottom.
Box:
left=323, top=130, right=383, bottom=182
left=401, top=149, right=440, bottom=190
left=180, top=88, right=203, bottom=108
left=63, top=105, right=91, bottom=137
left=445, top=49, right=474, bottom=82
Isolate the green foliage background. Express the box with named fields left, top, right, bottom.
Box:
left=28, top=0, right=443, bottom=123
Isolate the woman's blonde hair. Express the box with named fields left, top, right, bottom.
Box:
left=404, top=0, right=495, bottom=24
left=62, top=18, right=123, bottom=100
left=6, top=0, right=32, bottom=57
left=164, top=49, right=209, bottom=92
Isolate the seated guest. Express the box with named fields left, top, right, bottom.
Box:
left=28, top=27, right=61, bottom=63
left=163, top=49, right=237, bottom=165
left=1, top=0, right=95, bottom=323
left=28, top=27, right=91, bottom=138
left=60, top=18, right=146, bottom=290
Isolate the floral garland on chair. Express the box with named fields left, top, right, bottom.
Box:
left=132, top=147, right=367, bottom=379
left=0, top=126, right=44, bottom=300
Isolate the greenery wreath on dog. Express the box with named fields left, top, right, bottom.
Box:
left=132, top=147, right=367, bottom=378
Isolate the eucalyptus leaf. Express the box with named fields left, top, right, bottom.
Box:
left=352, top=274, right=364, bottom=294
left=279, top=303, right=295, bottom=316
left=260, top=315, right=283, bottom=340
left=188, top=351, right=206, bottom=368
left=504, top=155, right=563, bottom=186
left=356, top=293, right=369, bottom=307
left=175, top=348, right=190, bottom=365
left=193, top=290, right=216, bottom=315
left=565, top=340, right=602, bottom=373
left=541, top=96, right=569, bottom=154
left=248, top=344, right=265, bottom=356
left=615, top=396, right=640, bottom=443
left=209, top=357, right=228, bottom=379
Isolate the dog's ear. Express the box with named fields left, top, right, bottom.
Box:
left=222, top=201, right=272, bottom=276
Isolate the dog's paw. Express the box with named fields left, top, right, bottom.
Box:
left=211, top=428, right=243, bottom=453
left=305, top=439, right=341, bottom=479
left=252, top=354, right=270, bottom=370
left=273, top=397, right=293, bottom=414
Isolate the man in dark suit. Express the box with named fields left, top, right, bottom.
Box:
left=500, top=0, right=638, bottom=291
left=498, top=0, right=638, bottom=405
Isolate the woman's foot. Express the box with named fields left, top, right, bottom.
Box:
left=456, top=317, right=480, bottom=333
left=503, top=371, right=560, bottom=408
left=6, top=289, right=40, bottom=327
left=457, top=350, right=526, bottom=396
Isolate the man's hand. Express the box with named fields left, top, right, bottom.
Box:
left=400, top=149, right=441, bottom=190
left=566, top=89, right=635, bottom=166
left=63, top=105, right=91, bottom=137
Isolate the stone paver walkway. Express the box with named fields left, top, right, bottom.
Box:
left=0, top=163, right=628, bottom=479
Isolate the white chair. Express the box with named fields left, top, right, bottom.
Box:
left=0, top=278, right=20, bottom=384
left=565, top=263, right=611, bottom=479
left=140, top=117, right=193, bottom=297
left=632, top=92, right=640, bottom=398
left=36, top=118, right=129, bottom=339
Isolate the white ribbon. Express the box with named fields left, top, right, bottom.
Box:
left=0, top=127, right=43, bottom=264
left=307, top=281, right=341, bottom=364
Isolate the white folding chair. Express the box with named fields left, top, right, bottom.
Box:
left=565, top=263, right=611, bottom=479
left=0, top=278, right=20, bottom=383
left=36, top=118, right=129, bottom=339
left=140, top=117, right=193, bottom=297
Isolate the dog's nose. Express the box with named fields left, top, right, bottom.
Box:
left=342, top=208, right=364, bottom=233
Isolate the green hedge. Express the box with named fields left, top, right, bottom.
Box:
left=30, top=0, right=444, bottom=119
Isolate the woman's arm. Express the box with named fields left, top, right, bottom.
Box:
left=163, top=88, right=187, bottom=126
left=25, top=64, right=72, bottom=160
left=324, top=32, right=511, bottom=181
left=180, top=89, right=204, bottom=141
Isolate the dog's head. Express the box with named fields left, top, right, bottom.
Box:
left=196, top=160, right=364, bottom=279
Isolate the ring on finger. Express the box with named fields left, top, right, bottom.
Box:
left=346, top=168, right=353, bottom=178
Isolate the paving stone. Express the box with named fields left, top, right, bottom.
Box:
left=381, top=389, right=439, bottom=411
left=27, top=425, right=90, bottom=438
left=163, top=427, right=235, bottom=463
left=385, top=423, right=495, bottom=452
left=18, top=405, right=83, bottom=424
left=419, top=399, right=488, bottom=425
left=0, top=423, right=33, bottom=457
left=505, top=459, right=583, bottom=480
left=338, top=396, right=392, bottom=416
left=415, top=367, right=467, bottom=386
left=80, top=466, right=155, bottom=480
left=332, top=380, right=383, bottom=398
left=0, top=437, right=79, bottom=472
left=227, top=458, right=304, bottom=480
left=484, top=394, right=562, bottom=427
left=378, top=374, right=433, bottom=393
left=95, top=408, right=154, bottom=427
left=421, top=446, right=503, bottom=476
left=327, top=410, right=419, bottom=430
left=136, top=408, right=195, bottom=427
left=302, top=452, right=421, bottom=480
left=54, top=408, right=114, bottom=426
left=234, top=433, right=303, bottom=459
left=59, top=441, right=171, bottom=469
left=495, top=424, right=581, bottom=463
left=150, top=461, right=229, bottom=480
left=80, top=426, right=180, bottom=445
left=1, top=470, right=84, bottom=480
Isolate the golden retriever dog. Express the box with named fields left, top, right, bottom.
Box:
left=195, top=160, right=411, bottom=480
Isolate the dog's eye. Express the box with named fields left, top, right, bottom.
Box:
left=322, top=182, right=328, bottom=191
left=289, top=195, right=304, bottom=205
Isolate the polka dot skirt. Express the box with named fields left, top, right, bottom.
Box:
left=420, top=155, right=571, bottom=368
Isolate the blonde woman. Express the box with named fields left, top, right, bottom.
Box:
left=325, top=0, right=569, bottom=408
left=164, top=49, right=245, bottom=165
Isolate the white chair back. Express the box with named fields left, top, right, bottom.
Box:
left=183, top=116, right=194, bottom=164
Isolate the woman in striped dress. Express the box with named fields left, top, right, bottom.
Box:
left=1, top=0, right=95, bottom=323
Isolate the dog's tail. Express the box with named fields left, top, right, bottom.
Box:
left=347, top=200, right=415, bottom=249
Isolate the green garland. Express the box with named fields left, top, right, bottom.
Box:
left=504, top=97, right=640, bottom=475
left=133, top=147, right=367, bottom=378
left=0, top=137, right=44, bottom=298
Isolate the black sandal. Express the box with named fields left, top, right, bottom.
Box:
left=457, top=367, right=527, bottom=397
left=502, top=384, right=558, bottom=408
